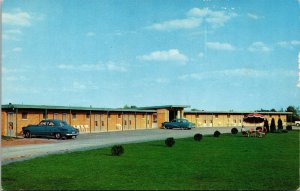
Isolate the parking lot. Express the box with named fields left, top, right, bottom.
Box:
left=2, top=127, right=233, bottom=165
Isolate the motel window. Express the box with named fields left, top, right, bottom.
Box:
left=124, top=120, right=127, bottom=125
left=22, top=112, right=28, bottom=120
left=129, top=120, right=132, bottom=125
left=142, top=114, right=145, bottom=118
left=101, top=121, right=104, bottom=126
left=118, top=114, right=121, bottom=118
left=72, top=113, right=77, bottom=120
left=196, top=114, right=199, bottom=118
left=227, top=114, right=230, bottom=118
left=54, top=113, right=59, bottom=120
left=204, top=120, right=206, bottom=123
left=215, top=114, right=218, bottom=118
left=62, top=113, right=67, bottom=121
left=86, top=113, right=90, bottom=120
left=210, top=120, right=213, bottom=123
left=234, top=120, right=236, bottom=123
left=147, top=120, right=150, bottom=124
left=108, top=113, right=110, bottom=118
left=95, top=121, right=98, bottom=126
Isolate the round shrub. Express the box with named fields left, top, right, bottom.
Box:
left=111, top=145, right=124, bottom=156
left=213, top=131, right=221, bottom=137
left=165, top=137, right=175, bottom=147
left=231, top=128, right=238, bottom=135
left=286, top=125, right=292, bottom=131
left=194, top=133, right=203, bottom=141
left=282, top=129, right=288, bottom=133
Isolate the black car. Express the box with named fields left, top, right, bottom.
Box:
left=22, top=119, right=79, bottom=139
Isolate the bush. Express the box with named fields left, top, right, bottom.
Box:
left=165, top=137, right=175, bottom=147
left=281, top=129, right=288, bottom=133
left=194, top=133, right=203, bottom=141
left=286, top=125, right=292, bottom=131
left=231, top=128, right=238, bottom=135
left=278, top=118, right=283, bottom=130
left=270, top=118, right=276, bottom=133
left=213, top=131, right=221, bottom=137
left=263, top=119, right=269, bottom=132
left=111, top=145, right=124, bottom=156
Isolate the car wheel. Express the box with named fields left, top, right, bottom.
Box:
left=54, top=133, right=61, bottom=139
left=296, top=124, right=300, bottom=127
left=25, top=131, right=31, bottom=138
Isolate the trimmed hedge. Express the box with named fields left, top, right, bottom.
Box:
left=214, top=131, right=221, bottom=137
left=111, top=145, right=124, bottom=156
left=286, top=125, right=292, bottom=131
left=165, top=137, right=175, bottom=147
left=194, top=133, right=203, bottom=141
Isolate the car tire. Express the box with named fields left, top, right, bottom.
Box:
left=296, top=124, right=300, bottom=127
left=25, top=131, right=31, bottom=138
left=54, top=133, right=61, bottom=139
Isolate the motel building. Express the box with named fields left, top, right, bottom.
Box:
left=1, top=103, right=291, bottom=137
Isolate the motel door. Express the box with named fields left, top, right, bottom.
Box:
left=123, top=114, right=128, bottom=130
left=128, top=115, right=132, bottom=130
left=152, top=113, right=158, bottom=128
left=100, top=114, right=105, bottom=131
left=94, top=114, right=99, bottom=132
left=7, top=112, right=15, bottom=137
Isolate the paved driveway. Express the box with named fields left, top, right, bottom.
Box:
left=2, top=127, right=233, bottom=165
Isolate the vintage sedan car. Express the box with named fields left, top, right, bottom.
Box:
left=22, top=119, right=79, bottom=139
left=162, top=118, right=195, bottom=130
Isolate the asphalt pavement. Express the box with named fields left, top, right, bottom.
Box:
left=4, top=126, right=299, bottom=165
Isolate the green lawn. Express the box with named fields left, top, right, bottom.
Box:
left=2, top=131, right=299, bottom=190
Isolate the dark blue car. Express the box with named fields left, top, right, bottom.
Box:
left=22, top=119, right=79, bottom=139
left=162, top=118, right=195, bottom=130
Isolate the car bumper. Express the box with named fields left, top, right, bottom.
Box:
left=65, top=133, right=79, bottom=136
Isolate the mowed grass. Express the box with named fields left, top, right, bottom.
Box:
left=2, top=131, right=299, bottom=190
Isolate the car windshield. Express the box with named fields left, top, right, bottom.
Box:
left=39, top=121, right=47, bottom=126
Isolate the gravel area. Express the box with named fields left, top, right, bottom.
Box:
left=2, top=127, right=233, bottom=165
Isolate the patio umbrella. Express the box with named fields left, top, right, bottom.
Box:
left=243, top=113, right=265, bottom=124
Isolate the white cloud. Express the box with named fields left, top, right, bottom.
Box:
left=138, top=49, right=188, bottom=63
left=57, top=62, right=127, bottom=72
left=179, top=68, right=295, bottom=81
left=187, top=7, right=237, bottom=28
left=198, top=52, right=204, bottom=58
left=247, top=13, right=261, bottom=20
left=248, top=42, right=271, bottom=52
left=107, top=62, right=127, bottom=72
left=148, top=18, right=202, bottom=31
left=3, top=9, right=32, bottom=27
left=3, top=29, right=22, bottom=41
left=148, top=7, right=237, bottom=31
left=206, top=42, right=236, bottom=51
left=277, top=40, right=300, bottom=49
left=86, top=32, right=96, bottom=37
left=12, top=47, right=22, bottom=52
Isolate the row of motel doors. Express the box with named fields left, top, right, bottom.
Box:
left=5, top=113, right=158, bottom=136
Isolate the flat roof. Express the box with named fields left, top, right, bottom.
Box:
left=137, top=105, right=191, bottom=110
left=1, top=104, right=156, bottom=113
left=184, top=110, right=292, bottom=115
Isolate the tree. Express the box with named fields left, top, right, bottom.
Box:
left=270, top=118, right=276, bottom=133
left=286, top=106, right=300, bottom=122
left=270, top=108, right=276, bottom=112
left=277, top=118, right=283, bottom=130
left=263, top=119, right=269, bottom=132
left=123, top=104, right=130, bottom=109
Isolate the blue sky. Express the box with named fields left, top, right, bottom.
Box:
left=2, top=0, right=300, bottom=111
